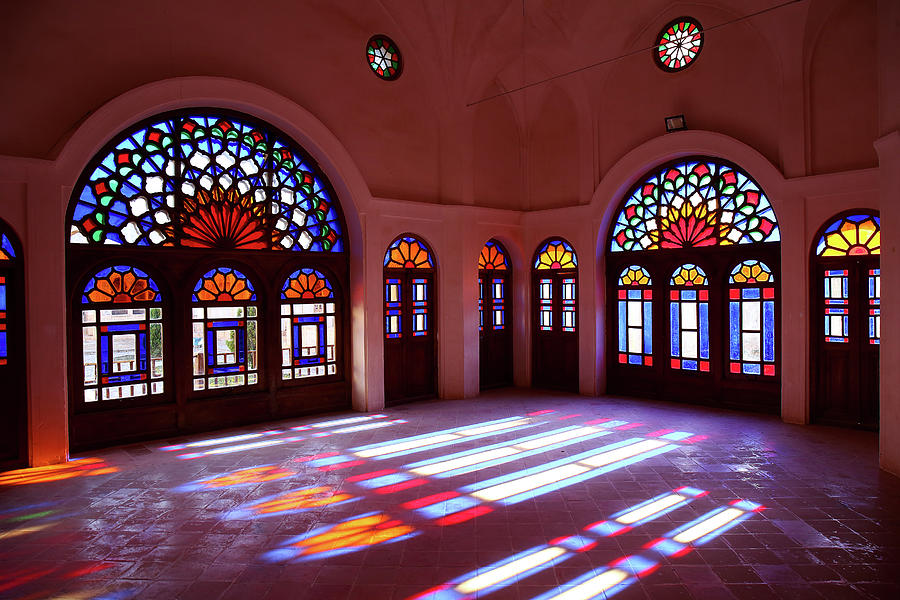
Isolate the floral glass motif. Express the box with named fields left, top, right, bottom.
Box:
left=669, top=264, right=709, bottom=371
left=384, top=236, right=434, bottom=269
left=655, top=18, right=703, bottom=71
left=728, top=261, right=776, bottom=376
left=367, top=35, right=402, bottom=80
left=69, top=113, right=343, bottom=252
left=534, top=239, right=577, bottom=270
left=479, top=240, right=509, bottom=270
left=617, top=266, right=653, bottom=366
left=191, top=268, right=258, bottom=391
left=281, top=269, right=337, bottom=380
left=815, top=214, right=880, bottom=256
left=610, top=160, right=779, bottom=252
left=80, top=266, right=164, bottom=402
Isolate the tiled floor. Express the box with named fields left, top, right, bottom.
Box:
left=2, top=389, right=900, bottom=599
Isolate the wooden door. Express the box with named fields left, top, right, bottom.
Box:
left=0, top=230, right=26, bottom=469
left=532, top=271, right=578, bottom=392
left=813, top=258, right=880, bottom=428
left=384, top=270, right=436, bottom=405
left=480, top=271, right=512, bottom=389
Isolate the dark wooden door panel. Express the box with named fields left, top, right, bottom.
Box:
left=480, top=273, right=513, bottom=390
left=384, top=270, right=436, bottom=406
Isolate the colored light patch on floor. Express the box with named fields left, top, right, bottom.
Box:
left=226, top=485, right=357, bottom=519
left=159, top=430, right=284, bottom=451
left=172, top=465, right=296, bottom=492
left=0, top=458, right=117, bottom=487
left=262, top=512, right=418, bottom=563
left=176, top=435, right=307, bottom=459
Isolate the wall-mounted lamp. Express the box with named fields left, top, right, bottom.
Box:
left=665, top=114, right=687, bottom=133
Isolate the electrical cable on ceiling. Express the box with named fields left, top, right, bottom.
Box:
left=467, top=0, right=805, bottom=107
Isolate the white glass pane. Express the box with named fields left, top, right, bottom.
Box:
left=84, top=388, right=98, bottom=403
left=193, top=378, right=205, bottom=391
left=681, top=302, right=697, bottom=330
left=627, top=301, right=642, bottom=327
left=216, top=330, right=236, bottom=364
left=281, top=318, right=291, bottom=365
left=100, top=308, right=145, bottom=322
left=281, top=304, right=291, bottom=316
left=82, top=326, right=97, bottom=385
left=208, top=306, right=244, bottom=318
left=192, top=322, right=205, bottom=375
left=628, top=328, right=642, bottom=353
left=112, top=334, right=137, bottom=373
left=830, top=315, right=844, bottom=336
left=295, top=303, right=325, bottom=315
left=151, top=381, right=164, bottom=394
left=876, top=277, right=880, bottom=298
left=742, top=332, right=761, bottom=361
left=876, top=316, right=881, bottom=338
left=682, top=331, right=698, bottom=359
left=192, top=307, right=205, bottom=320
left=82, top=310, right=96, bottom=324
left=743, top=301, right=761, bottom=331
left=829, top=277, right=842, bottom=299
left=301, top=325, right=318, bottom=355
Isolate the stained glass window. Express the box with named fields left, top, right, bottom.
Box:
left=385, top=278, right=402, bottom=338
left=384, top=236, right=434, bottom=269
left=69, top=112, right=344, bottom=252
left=191, top=267, right=258, bottom=391
left=815, top=214, right=880, bottom=256
left=0, top=233, right=15, bottom=261
left=0, top=232, right=15, bottom=366
left=492, top=278, right=506, bottom=330
left=617, top=266, right=653, bottom=366
left=80, top=266, right=164, bottom=402
left=534, top=239, right=577, bottom=270
left=478, top=277, right=484, bottom=332
left=412, top=278, right=430, bottom=336
left=281, top=269, right=337, bottom=380
left=728, top=260, right=775, bottom=376
left=869, top=269, right=881, bottom=344
left=367, top=35, right=402, bottom=80
left=538, top=278, right=553, bottom=331
left=610, top=159, right=779, bottom=252
left=479, top=241, right=509, bottom=270
left=823, top=269, right=849, bottom=343
left=655, top=18, right=703, bottom=72
left=669, top=264, right=709, bottom=371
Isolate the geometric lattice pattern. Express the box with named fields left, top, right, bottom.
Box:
left=655, top=18, right=703, bottom=71
left=69, top=112, right=343, bottom=252
left=610, top=159, right=779, bottom=252
left=367, top=35, right=402, bottom=80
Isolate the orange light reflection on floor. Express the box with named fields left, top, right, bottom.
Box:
left=292, top=513, right=414, bottom=557
left=199, top=465, right=295, bottom=488
left=0, top=458, right=117, bottom=487
left=253, top=486, right=354, bottom=515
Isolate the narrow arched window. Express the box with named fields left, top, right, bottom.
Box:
left=80, top=265, right=164, bottom=402
left=617, top=266, right=653, bottom=366
left=281, top=268, right=337, bottom=380
left=191, top=267, right=258, bottom=391
left=728, top=260, right=776, bottom=376
left=532, top=238, right=578, bottom=392
left=669, top=264, right=709, bottom=372
left=479, top=239, right=513, bottom=390
left=0, top=231, right=16, bottom=367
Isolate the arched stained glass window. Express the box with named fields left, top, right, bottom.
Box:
left=384, top=236, right=434, bottom=270
left=479, top=241, right=509, bottom=270
left=610, top=159, right=779, bottom=252
left=534, top=239, right=577, bottom=270
left=191, top=267, right=258, bottom=391
left=669, top=264, right=709, bottom=372
left=0, top=233, right=15, bottom=261
left=69, top=112, right=344, bottom=252
left=617, top=266, right=653, bottom=366
left=0, top=232, right=17, bottom=366
left=655, top=18, right=703, bottom=72
left=281, top=269, right=337, bottom=380
left=81, top=266, right=164, bottom=402
left=532, top=237, right=578, bottom=391
left=728, top=260, right=776, bottom=376
left=816, top=214, right=880, bottom=257
left=479, top=240, right=509, bottom=333
left=367, top=35, right=403, bottom=80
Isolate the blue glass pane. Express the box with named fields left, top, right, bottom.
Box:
left=628, top=355, right=643, bottom=365
left=742, top=288, right=760, bottom=300
left=681, top=290, right=697, bottom=301
left=627, top=289, right=641, bottom=300
left=643, top=301, right=653, bottom=354
left=100, top=336, right=109, bottom=374
left=763, top=300, right=775, bottom=361
left=0, top=331, right=6, bottom=358
left=729, top=302, right=740, bottom=360
left=670, top=302, right=680, bottom=357
left=743, top=363, right=761, bottom=375
left=0, top=284, right=6, bottom=311
left=699, top=302, right=709, bottom=359
left=683, top=360, right=698, bottom=371
left=618, top=301, right=627, bottom=353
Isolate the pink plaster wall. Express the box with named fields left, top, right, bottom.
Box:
left=0, top=1, right=896, bottom=470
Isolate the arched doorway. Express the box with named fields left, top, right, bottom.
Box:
left=383, top=234, right=437, bottom=405
left=479, top=239, right=513, bottom=390
left=605, top=157, right=781, bottom=411
left=811, top=212, right=880, bottom=429
left=532, top=238, right=578, bottom=392
left=0, top=222, right=26, bottom=469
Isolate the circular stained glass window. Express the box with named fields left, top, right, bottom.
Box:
left=367, top=35, right=402, bottom=80
left=654, top=18, right=703, bottom=72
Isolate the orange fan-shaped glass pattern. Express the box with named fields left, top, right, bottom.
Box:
left=384, top=236, right=434, bottom=269
left=82, top=265, right=161, bottom=304
left=619, top=265, right=652, bottom=286
left=282, top=268, right=334, bottom=299
left=479, top=240, right=509, bottom=270
left=816, top=214, right=880, bottom=257
left=671, top=264, right=708, bottom=286
left=534, top=240, right=577, bottom=270
left=729, top=260, right=773, bottom=284
left=192, top=267, right=256, bottom=302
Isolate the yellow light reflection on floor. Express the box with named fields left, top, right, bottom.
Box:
left=456, top=547, right=567, bottom=594
left=0, top=521, right=55, bottom=540
left=293, top=514, right=414, bottom=557
left=673, top=507, right=744, bottom=543
left=254, top=487, right=353, bottom=514
left=616, top=493, right=685, bottom=525
left=0, top=458, right=117, bottom=487
left=548, top=568, right=629, bottom=600
left=200, top=465, right=295, bottom=488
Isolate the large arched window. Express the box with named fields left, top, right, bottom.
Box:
left=383, top=235, right=437, bottom=404
left=606, top=157, right=780, bottom=411
left=532, top=238, right=578, bottom=392
left=66, top=110, right=348, bottom=450
left=811, top=212, right=880, bottom=429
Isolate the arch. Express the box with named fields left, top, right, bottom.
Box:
left=533, top=237, right=578, bottom=271
left=384, top=234, right=435, bottom=269
left=479, top=239, right=510, bottom=271
left=814, top=212, right=881, bottom=257
left=280, top=268, right=340, bottom=382
left=479, top=239, right=513, bottom=389
left=532, top=236, right=578, bottom=392
left=0, top=219, right=26, bottom=469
